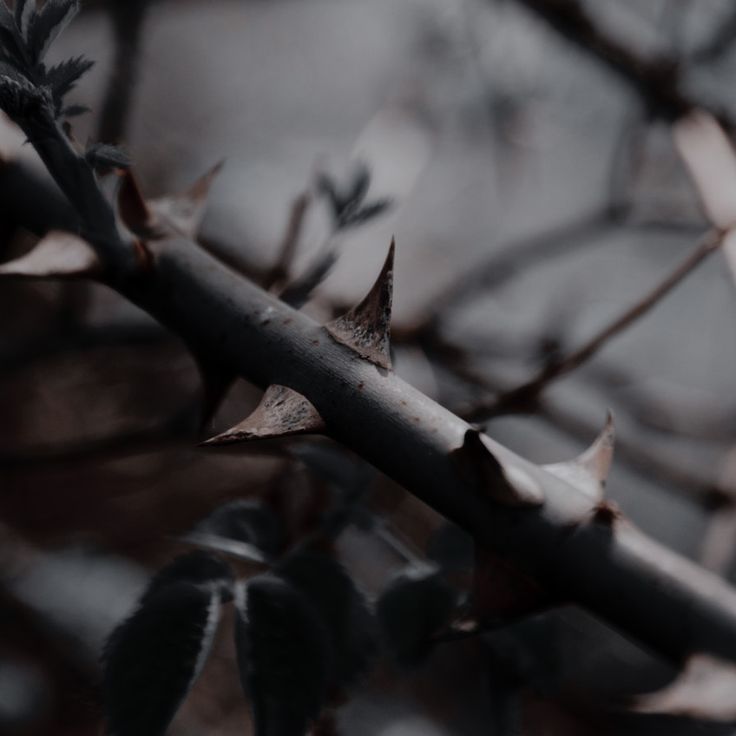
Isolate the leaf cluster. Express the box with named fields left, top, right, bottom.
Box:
left=0, top=0, right=92, bottom=120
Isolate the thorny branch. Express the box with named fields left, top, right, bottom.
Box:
left=4, top=0, right=736, bottom=690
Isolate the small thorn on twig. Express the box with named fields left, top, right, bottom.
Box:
left=201, top=385, right=325, bottom=446
left=543, top=410, right=615, bottom=502
left=324, top=239, right=394, bottom=369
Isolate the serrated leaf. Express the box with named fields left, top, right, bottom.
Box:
left=15, top=0, right=35, bottom=39
left=26, top=0, right=79, bottom=64
left=376, top=566, right=457, bottom=666
left=86, top=142, right=131, bottom=171
left=236, top=575, right=332, bottom=736
left=0, top=71, right=48, bottom=120
left=0, top=5, right=27, bottom=71
left=42, top=54, right=93, bottom=110
left=277, top=551, right=376, bottom=688
left=103, top=552, right=233, bottom=736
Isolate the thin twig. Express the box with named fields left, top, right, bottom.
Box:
left=265, top=191, right=312, bottom=291
left=468, top=229, right=726, bottom=419
left=513, top=0, right=735, bottom=129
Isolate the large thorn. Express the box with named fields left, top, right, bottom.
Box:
left=0, top=231, right=100, bottom=279
left=543, top=411, right=615, bottom=503
left=324, top=239, right=394, bottom=369
left=148, top=161, right=225, bottom=240
left=452, top=428, right=544, bottom=508
left=202, top=385, right=325, bottom=446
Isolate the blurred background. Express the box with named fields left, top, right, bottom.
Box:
left=3, top=0, right=736, bottom=733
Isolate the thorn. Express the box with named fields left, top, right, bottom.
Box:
left=0, top=231, right=100, bottom=279
left=325, top=239, right=394, bottom=369
left=542, top=411, right=615, bottom=502
left=148, top=160, right=225, bottom=240
left=202, top=385, right=325, bottom=446
left=452, top=428, right=544, bottom=507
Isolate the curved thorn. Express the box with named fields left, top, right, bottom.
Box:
left=543, top=410, right=615, bottom=502
left=325, top=238, right=394, bottom=369
left=202, top=385, right=325, bottom=446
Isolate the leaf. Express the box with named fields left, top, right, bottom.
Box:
left=0, top=72, right=49, bottom=120
left=42, top=54, right=93, bottom=110
left=0, top=230, right=99, bottom=279
left=15, top=0, right=35, bottom=39
left=103, top=552, right=233, bottom=736
left=324, top=240, right=394, bottom=369
left=26, top=0, right=79, bottom=64
left=376, top=566, right=457, bottom=666
left=632, top=654, right=736, bottom=722
left=0, top=3, right=25, bottom=69
left=236, top=575, right=332, bottom=736
left=277, top=551, right=376, bottom=688
left=85, top=142, right=131, bottom=171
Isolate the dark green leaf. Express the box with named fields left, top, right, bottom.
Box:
left=103, top=552, right=232, bottom=736
left=26, top=0, right=79, bottom=64
left=42, top=54, right=93, bottom=110
left=277, top=551, right=376, bottom=688
left=236, top=575, right=332, bottom=736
